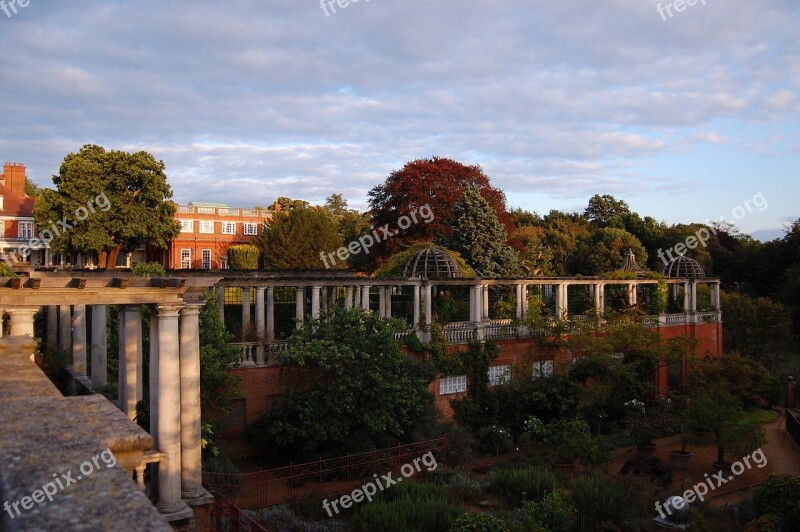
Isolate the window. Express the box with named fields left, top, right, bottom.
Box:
left=243, top=222, right=258, bottom=236
left=221, top=222, right=236, bottom=234
left=439, top=375, right=467, bottom=395
left=199, top=221, right=214, bottom=234
left=0, top=220, right=4, bottom=236
left=0, top=196, right=4, bottom=209
left=197, top=207, right=215, bottom=214
left=180, top=249, right=192, bottom=269
left=532, top=360, right=554, bottom=379
left=18, top=221, right=34, bottom=239
left=180, top=219, right=194, bottom=233
left=201, top=249, right=212, bottom=269
left=488, top=365, right=512, bottom=386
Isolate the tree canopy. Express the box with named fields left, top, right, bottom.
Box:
left=33, top=144, right=179, bottom=268
left=254, top=206, right=343, bottom=269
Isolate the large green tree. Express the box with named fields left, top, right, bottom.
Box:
left=247, top=306, right=435, bottom=460
left=34, top=144, right=179, bottom=268
left=254, top=206, right=343, bottom=269
left=447, top=185, right=523, bottom=277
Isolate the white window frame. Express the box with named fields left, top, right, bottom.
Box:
left=488, top=365, right=512, bottom=386
left=18, top=221, right=34, bottom=239
left=221, top=221, right=236, bottom=235
left=197, top=207, right=215, bottom=214
left=199, top=220, right=214, bottom=234
left=243, top=222, right=258, bottom=236
left=439, top=375, right=467, bottom=395
left=201, top=249, right=212, bottom=269
left=180, top=249, right=192, bottom=269
left=180, top=219, right=194, bottom=233
left=532, top=360, right=554, bottom=379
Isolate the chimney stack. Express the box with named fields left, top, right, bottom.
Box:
left=2, top=162, right=27, bottom=197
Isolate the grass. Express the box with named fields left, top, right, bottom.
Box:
left=742, top=408, right=779, bottom=425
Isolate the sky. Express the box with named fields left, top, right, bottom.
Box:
left=1, top=0, right=798, bottom=241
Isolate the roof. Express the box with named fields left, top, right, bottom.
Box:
left=0, top=182, right=34, bottom=217
left=188, top=201, right=230, bottom=208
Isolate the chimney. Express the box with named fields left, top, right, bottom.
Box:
left=3, top=163, right=27, bottom=197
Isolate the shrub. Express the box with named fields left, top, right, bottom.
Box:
left=476, top=425, right=513, bottom=456
left=429, top=469, right=483, bottom=503
left=619, top=454, right=672, bottom=487
left=522, top=490, right=576, bottom=531
left=491, top=465, right=557, bottom=507
left=451, top=512, right=510, bottom=532
left=753, top=474, right=800, bottom=526
left=569, top=473, right=643, bottom=529
left=202, top=455, right=243, bottom=497
left=351, top=481, right=461, bottom=532
left=227, top=244, right=260, bottom=270
left=130, top=261, right=166, bottom=278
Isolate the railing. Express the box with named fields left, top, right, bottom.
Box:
left=231, top=342, right=259, bottom=367
left=394, top=329, right=415, bottom=341
left=442, top=322, right=476, bottom=344
left=230, top=341, right=290, bottom=367
left=697, top=312, right=718, bottom=323
left=176, top=205, right=272, bottom=218
left=204, top=437, right=448, bottom=510
left=211, top=493, right=269, bottom=532
left=642, top=316, right=660, bottom=328
left=665, top=313, right=687, bottom=326
left=483, top=319, right=517, bottom=340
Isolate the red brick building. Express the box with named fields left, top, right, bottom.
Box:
left=0, top=163, right=49, bottom=269
left=164, top=202, right=272, bottom=269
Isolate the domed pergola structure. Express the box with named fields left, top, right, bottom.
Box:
left=621, top=249, right=649, bottom=279
left=662, top=255, right=706, bottom=279
left=403, top=246, right=462, bottom=279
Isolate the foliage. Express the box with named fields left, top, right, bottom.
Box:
left=226, top=244, right=260, bottom=270
left=410, top=403, right=474, bottom=467
left=699, top=352, right=782, bottom=407
left=367, top=157, right=512, bottom=262
left=686, top=384, right=766, bottom=464
left=476, top=425, right=513, bottom=456
left=446, top=184, right=524, bottom=277
left=202, top=454, right=243, bottom=497
left=0, top=261, right=17, bottom=277
left=619, top=454, right=672, bottom=487
left=268, top=196, right=310, bottom=211
left=584, top=194, right=631, bottom=227
left=579, top=227, right=648, bottom=276
left=34, top=144, right=180, bottom=268
left=451, top=512, right=510, bottom=532
left=351, top=481, right=462, bottom=532
left=25, top=176, right=41, bottom=197
left=508, top=225, right=555, bottom=277
left=255, top=206, right=343, bottom=269
left=522, top=490, right=576, bottom=531
left=623, top=397, right=673, bottom=445
left=752, top=474, right=800, bottom=529
left=199, top=292, right=242, bottom=420
left=249, top=505, right=348, bottom=532
left=248, top=306, right=435, bottom=460
left=490, top=465, right=557, bottom=507
left=545, top=418, right=603, bottom=464
left=130, top=261, right=166, bottom=278
left=649, top=279, right=669, bottom=315
left=569, top=474, right=648, bottom=530
left=373, top=242, right=477, bottom=278
left=722, top=291, right=794, bottom=364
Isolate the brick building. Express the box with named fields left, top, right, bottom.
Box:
left=0, top=163, right=48, bottom=269
left=164, top=202, right=272, bottom=269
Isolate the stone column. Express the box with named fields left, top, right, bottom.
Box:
left=72, top=305, right=87, bottom=376
left=683, top=282, right=691, bottom=314
left=179, top=304, right=211, bottom=504
left=216, top=286, right=225, bottom=323
left=295, top=287, right=304, bottom=329
left=423, top=284, right=433, bottom=327
left=689, top=280, right=697, bottom=314
left=515, top=284, right=524, bottom=319
left=361, top=285, right=370, bottom=310
left=629, top=283, right=637, bottom=307
left=413, top=284, right=421, bottom=329
left=46, top=305, right=58, bottom=349
left=58, top=305, right=72, bottom=352
left=556, top=283, right=568, bottom=321
left=311, top=286, right=321, bottom=319
left=378, top=286, right=388, bottom=317
left=255, top=287, right=266, bottom=365
left=123, top=305, right=142, bottom=420
left=345, top=286, right=354, bottom=310
left=320, top=287, right=328, bottom=314
left=6, top=307, right=38, bottom=338
left=482, top=286, right=490, bottom=320
left=354, top=286, right=361, bottom=309
left=118, top=308, right=126, bottom=416
left=155, top=304, right=190, bottom=517
left=266, top=286, right=275, bottom=341
left=594, top=283, right=605, bottom=315
left=241, top=287, right=251, bottom=339
left=149, top=310, right=160, bottom=442
left=90, top=305, right=108, bottom=390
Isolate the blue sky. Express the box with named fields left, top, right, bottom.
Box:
left=1, top=0, right=798, bottom=240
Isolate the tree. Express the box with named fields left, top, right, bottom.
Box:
left=254, top=207, right=343, bottom=269
left=226, top=244, right=260, bottom=270
left=447, top=185, right=523, bottom=277
left=199, top=292, right=242, bottom=419
left=268, top=197, right=309, bottom=212
left=367, top=157, right=512, bottom=260
left=324, top=193, right=349, bottom=219
left=247, top=306, right=435, bottom=460
left=584, top=194, right=630, bottom=227
left=24, top=177, right=41, bottom=197
left=721, top=291, right=793, bottom=364
left=579, top=227, right=648, bottom=275
left=33, top=144, right=180, bottom=268
left=508, top=226, right=555, bottom=276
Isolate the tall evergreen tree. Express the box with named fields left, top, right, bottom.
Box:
left=447, top=185, right=523, bottom=277
left=255, top=206, right=343, bottom=269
